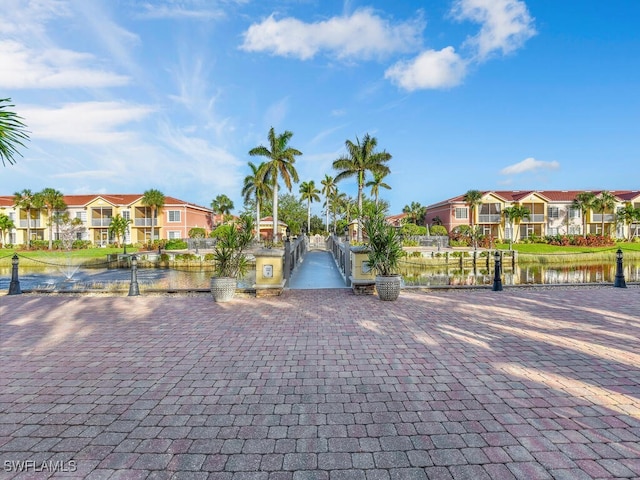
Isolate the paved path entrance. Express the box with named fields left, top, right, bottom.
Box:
left=288, top=250, right=347, bottom=289
left=1, top=287, right=639, bottom=479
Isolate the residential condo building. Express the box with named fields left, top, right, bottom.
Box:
left=427, top=190, right=640, bottom=241
left=0, top=194, right=213, bottom=246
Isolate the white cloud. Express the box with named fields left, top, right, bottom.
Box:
left=137, top=3, right=225, bottom=20
left=500, top=157, right=560, bottom=175
left=452, top=0, right=536, bottom=60
left=20, top=102, right=154, bottom=144
left=384, top=47, right=467, bottom=91
left=240, top=8, right=423, bottom=60
left=0, top=40, right=129, bottom=89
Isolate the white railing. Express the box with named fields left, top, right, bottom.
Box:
left=478, top=214, right=501, bottom=223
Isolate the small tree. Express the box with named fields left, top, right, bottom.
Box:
left=0, top=213, right=15, bottom=246
left=109, top=214, right=132, bottom=248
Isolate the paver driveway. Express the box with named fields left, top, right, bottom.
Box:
left=1, top=287, right=639, bottom=479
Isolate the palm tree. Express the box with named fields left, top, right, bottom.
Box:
left=39, top=187, right=66, bottom=250
left=109, top=214, right=132, bottom=249
left=0, top=213, right=15, bottom=246
left=0, top=98, right=29, bottom=167
left=366, top=171, right=391, bottom=207
left=13, top=189, right=38, bottom=247
left=572, top=191, right=596, bottom=237
left=616, top=204, right=640, bottom=241
left=211, top=194, right=235, bottom=222
left=142, top=189, right=165, bottom=244
left=463, top=190, right=483, bottom=249
left=249, top=127, right=302, bottom=241
left=592, top=191, right=617, bottom=236
left=333, top=134, right=392, bottom=242
left=502, top=204, right=530, bottom=249
left=299, top=180, right=321, bottom=234
left=242, top=161, right=273, bottom=241
left=402, top=202, right=427, bottom=226
left=321, top=174, right=336, bottom=233
left=330, top=190, right=347, bottom=233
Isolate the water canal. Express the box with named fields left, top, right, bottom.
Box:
left=1, top=259, right=638, bottom=292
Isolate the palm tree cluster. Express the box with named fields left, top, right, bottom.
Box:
left=13, top=188, right=67, bottom=249
left=244, top=128, right=394, bottom=242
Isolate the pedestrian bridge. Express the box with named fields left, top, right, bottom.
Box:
left=287, top=234, right=349, bottom=289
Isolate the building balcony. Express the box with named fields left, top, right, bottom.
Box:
left=478, top=214, right=501, bottom=223
left=19, top=220, right=41, bottom=228
left=524, top=214, right=545, bottom=223
left=91, top=218, right=112, bottom=227
left=134, top=218, right=157, bottom=227
left=592, top=214, right=615, bottom=222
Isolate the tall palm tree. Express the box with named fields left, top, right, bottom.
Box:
left=109, top=214, right=132, bottom=249
left=249, top=127, right=302, bottom=241
left=592, top=190, right=617, bottom=236
left=321, top=174, right=336, bottom=233
left=299, top=180, right=321, bottom=234
left=13, top=188, right=38, bottom=247
left=333, top=134, right=392, bottom=242
left=572, top=191, right=596, bottom=237
left=0, top=98, right=29, bottom=167
left=142, top=189, right=165, bottom=244
left=366, top=171, right=391, bottom=207
left=39, top=187, right=66, bottom=250
left=463, top=190, right=483, bottom=249
left=242, top=161, right=273, bottom=240
left=502, top=204, right=530, bottom=249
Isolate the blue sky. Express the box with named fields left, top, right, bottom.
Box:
left=2, top=0, right=639, bottom=216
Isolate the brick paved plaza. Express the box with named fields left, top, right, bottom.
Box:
left=1, top=287, right=639, bottom=479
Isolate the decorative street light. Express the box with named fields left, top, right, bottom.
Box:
left=492, top=250, right=503, bottom=291
left=8, top=253, right=22, bottom=295
left=614, top=248, right=627, bottom=288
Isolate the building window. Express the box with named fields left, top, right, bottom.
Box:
left=122, top=210, right=130, bottom=220
left=568, top=207, right=580, bottom=219
left=76, top=211, right=87, bottom=222
left=548, top=227, right=558, bottom=235
left=168, top=231, right=181, bottom=239
left=548, top=207, right=559, bottom=219
left=568, top=225, right=581, bottom=235
left=455, top=207, right=468, bottom=219
left=168, top=210, right=181, bottom=222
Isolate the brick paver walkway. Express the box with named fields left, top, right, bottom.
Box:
left=1, top=287, right=639, bottom=479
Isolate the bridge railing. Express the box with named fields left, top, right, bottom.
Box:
left=283, top=234, right=308, bottom=285
left=327, top=234, right=351, bottom=286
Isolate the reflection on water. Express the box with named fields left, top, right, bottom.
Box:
left=0, top=262, right=638, bottom=291
left=401, top=262, right=640, bottom=287
left=0, top=266, right=256, bottom=292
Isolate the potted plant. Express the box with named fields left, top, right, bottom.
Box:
left=210, top=215, right=254, bottom=302
left=362, top=207, right=404, bottom=301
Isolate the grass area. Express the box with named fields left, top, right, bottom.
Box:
left=0, top=247, right=139, bottom=267
left=494, top=242, right=640, bottom=264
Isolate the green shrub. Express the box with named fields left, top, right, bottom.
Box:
left=165, top=239, right=188, bottom=250
left=429, top=225, right=447, bottom=236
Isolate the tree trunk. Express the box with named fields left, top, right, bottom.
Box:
left=272, top=183, right=279, bottom=242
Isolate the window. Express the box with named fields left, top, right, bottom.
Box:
left=568, top=225, right=581, bottom=235
left=168, top=231, right=181, bottom=239
left=568, top=208, right=580, bottom=219
left=122, top=210, right=130, bottom=220
left=168, top=210, right=181, bottom=222
left=455, top=207, right=468, bottom=219
left=548, top=227, right=558, bottom=235
left=76, top=211, right=86, bottom=221
left=548, top=207, right=559, bottom=219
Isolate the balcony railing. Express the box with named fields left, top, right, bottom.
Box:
left=592, top=214, right=615, bottom=222
left=478, top=214, right=501, bottom=223
left=91, top=218, right=112, bottom=227
left=19, top=220, right=41, bottom=228
left=134, top=218, right=157, bottom=227
left=524, top=214, right=545, bottom=223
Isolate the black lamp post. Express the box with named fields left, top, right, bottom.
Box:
left=128, top=254, right=140, bottom=296
left=8, top=253, right=22, bottom=295
left=492, top=250, right=503, bottom=291
left=614, top=248, right=627, bottom=288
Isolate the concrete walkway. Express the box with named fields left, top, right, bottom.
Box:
left=1, top=286, right=639, bottom=479
left=288, top=250, right=347, bottom=290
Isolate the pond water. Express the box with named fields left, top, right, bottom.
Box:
left=1, top=261, right=638, bottom=292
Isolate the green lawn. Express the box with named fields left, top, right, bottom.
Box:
left=0, top=247, right=139, bottom=267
